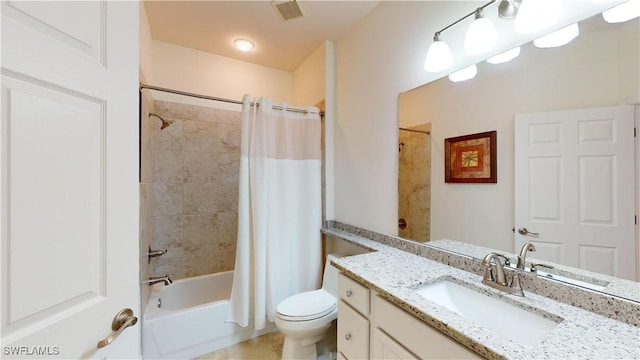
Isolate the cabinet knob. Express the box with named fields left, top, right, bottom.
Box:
left=345, top=333, right=352, bottom=341
left=346, top=290, right=353, bottom=297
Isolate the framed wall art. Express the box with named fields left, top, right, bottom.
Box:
left=444, top=130, right=497, bottom=183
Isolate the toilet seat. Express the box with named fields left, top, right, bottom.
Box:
left=276, top=289, right=336, bottom=322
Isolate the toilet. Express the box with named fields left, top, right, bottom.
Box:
left=275, top=254, right=342, bottom=360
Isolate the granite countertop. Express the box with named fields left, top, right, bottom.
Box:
left=428, top=239, right=640, bottom=302
left=325, top=228, right=640, bottom=360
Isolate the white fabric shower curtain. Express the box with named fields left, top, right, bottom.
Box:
left=226, top=95, right=322, bottom=330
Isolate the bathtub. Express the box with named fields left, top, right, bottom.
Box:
left=142, top=271, right=275, bottom=359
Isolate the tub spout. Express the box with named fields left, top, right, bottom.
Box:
left=145, top=275, right=173, bottom=286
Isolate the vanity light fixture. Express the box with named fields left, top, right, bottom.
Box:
left=448, top=64, right=478, bottom=82
left=602, top=0, right=640, bottom=23
left=424, top=33, right=453, bottom=72
left=533, top=23, right=579, bottom=48
left=234, top=38, right=255, bottom=52
left=425, top=0, right=498, bottom=73
left=464, top=9, right=499, bottom=55
left=498, top=0, right=522, bottom=19
left=486, top=46, right=521, bottom=64
left=514, top=0, right=563, bottom=34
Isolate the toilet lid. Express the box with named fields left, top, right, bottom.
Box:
left=276, top=289, right=336, bottom=321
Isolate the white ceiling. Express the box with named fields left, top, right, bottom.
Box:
left=144, top=1, right=381, bottom=72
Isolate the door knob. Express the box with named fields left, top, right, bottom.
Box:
left=97, top=308, right=138, bottom=348
left=517, top=227, right=539, bottom=236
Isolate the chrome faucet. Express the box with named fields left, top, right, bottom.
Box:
left=482, top=253, right=508, bottom=286
left=145, top=275, right=173, bottom=286
left=482, top=253, right=524, bottom=296
left=516, top=242, right=536, bottom=270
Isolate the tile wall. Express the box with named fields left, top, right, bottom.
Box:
left=150, top=100, right=241, bottom=280
left=398, top=123, right=431, bottom=242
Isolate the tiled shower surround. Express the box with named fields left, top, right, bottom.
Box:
left=151, top=100, right=241, bottom=280
left=398, top=123, right=431, bottom=242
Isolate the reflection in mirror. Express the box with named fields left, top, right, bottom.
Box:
left=398, top=14, right=639, bottom=301
left=398, top=125, right=431, bottom=242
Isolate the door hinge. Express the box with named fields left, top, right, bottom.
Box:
left=635, top=127, right=637, bottom=138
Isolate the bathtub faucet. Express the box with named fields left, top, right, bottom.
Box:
left=145, top=275, right=173, bottom=286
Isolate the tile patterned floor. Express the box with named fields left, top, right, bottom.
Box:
left=193, top=331, right=284, bottom=360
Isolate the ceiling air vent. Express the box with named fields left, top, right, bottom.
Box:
left=272, top=0, right=304, bottom=21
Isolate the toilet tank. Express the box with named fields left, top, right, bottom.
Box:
left=322, top=254, right=343, bottom=297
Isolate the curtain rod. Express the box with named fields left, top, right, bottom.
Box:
left=140, top=83, right=323, bottom=116
left=399, top=127, right=431, bottom=135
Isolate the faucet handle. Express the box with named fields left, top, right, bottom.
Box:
left=530, top=263, right=554, bottom=273
left=508, top=271, right=525, bottom=296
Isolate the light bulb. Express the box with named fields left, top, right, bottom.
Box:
left=448, top=65, right=478, bottom=82
left=464, top=11, right=499, bottom=56
left=424, top=36, right=453, bottom=72
left=602, top=0, right=640, bottom=23
left=515, top=0, right=563, bottom=34
left=486, top=47, right=521, bottom=64
left=533, top=23, right=579, bottom=48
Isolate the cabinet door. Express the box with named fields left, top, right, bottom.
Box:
left=373, top=295, right=482, bottom=359
left=338, top=300, right=369, bottom=360
left=372, top=328, right=418, bottom=360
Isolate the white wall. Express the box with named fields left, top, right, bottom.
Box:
left=399, top=21, right=639, bottom=252
left=292, top=43, right=326, bottom=107
left=150, top=40, right=293, bottom=108
left=324, top=41, right=336, bottom=221
left=333, top=1, right=625, bottom=237
left=139, top=3, right=154, bottom=84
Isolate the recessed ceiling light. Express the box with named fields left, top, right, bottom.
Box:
left=234, top=38, right=255, bottom=52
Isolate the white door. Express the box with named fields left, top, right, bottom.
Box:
left=515, top=106, right=636, bottom=281
left=1, top=1, right=140, bottom=358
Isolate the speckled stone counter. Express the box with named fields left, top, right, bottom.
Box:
left=324, top=227, right=640, bottom=360
left=324, top=222, right=640, bottom=327
left=428, top=239, right=640, bottom=302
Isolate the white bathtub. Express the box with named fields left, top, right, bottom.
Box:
left=142, top=271, right=275, bottom=359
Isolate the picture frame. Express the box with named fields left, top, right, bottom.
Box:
left=444, top=130, right=497, bottom=183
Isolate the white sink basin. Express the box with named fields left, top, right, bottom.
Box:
left=415, top=280, right=561, bottom=347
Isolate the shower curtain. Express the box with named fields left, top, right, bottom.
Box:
left=226, top=95, right=322, bottom=330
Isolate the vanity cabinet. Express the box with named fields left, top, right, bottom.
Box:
left=337, top=273, right=370, bottom=359
left=372, top=294, right=482, bottom=359
left=337, top=273, right=482, bottom=360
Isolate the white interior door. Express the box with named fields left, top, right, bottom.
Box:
left=1, top=1, right=140, bottom=358
left=515, top=106, right=637, bottom=281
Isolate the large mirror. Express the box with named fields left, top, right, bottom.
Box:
left=398, top=13, right=639, bottom=302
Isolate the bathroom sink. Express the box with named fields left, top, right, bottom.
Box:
left=415, top=280, right=561, bottom=347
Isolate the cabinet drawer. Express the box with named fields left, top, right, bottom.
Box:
left=338, top=273, right=370, bottom=315
left=338, top=300, right=369, bottom=360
